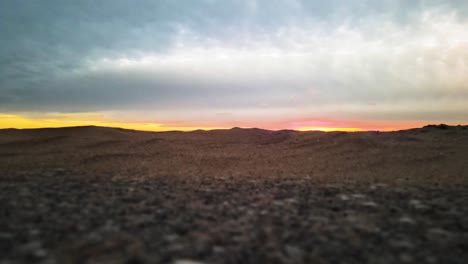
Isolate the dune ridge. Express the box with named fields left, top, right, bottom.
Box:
left=1, top=124, right=467, bottom=184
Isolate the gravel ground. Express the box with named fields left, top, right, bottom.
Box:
left=1, top=170, right=467, bottom=264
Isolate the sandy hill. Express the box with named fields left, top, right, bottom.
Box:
left=1, top=125, right=467, bottom=184
left=2, top=124, right=468, bottom=263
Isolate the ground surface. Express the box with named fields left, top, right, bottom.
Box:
left=0, top=125, right=467, bottom=263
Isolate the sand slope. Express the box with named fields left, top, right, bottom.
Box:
left=1, top=125, right=467, bottom=184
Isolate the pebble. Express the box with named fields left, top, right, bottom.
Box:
left=370, top=183, right=388, bottom=190
left=338, top=194, right=350, bottom=201
left=29, top=229, right=41, bottom=236
left=399, top=253, right=414, bottom=263
left=398, top=216, right=415, bottom=224
left=409, top=199, right=427, bottom=209
left=165, top=234, right=179, bottom=242
left=390, top=239, right=414, bottom=249
left=427, top=228, right=452, bottom=237
left=33, top=248, right=48, bottom=258
left=53, top=168, right=66, bottom=174
left=285, top=245, right=304, bottom=260
left=212, top=246, right=225, bottom=254
left=361, top=201, right=378, bottom=207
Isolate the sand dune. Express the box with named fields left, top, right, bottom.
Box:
left=1, top=125, right=467, bottom=183
left=1, top=125, right=468, bottom=263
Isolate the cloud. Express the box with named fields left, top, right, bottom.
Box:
left=0, top=0, right=467, bottom=125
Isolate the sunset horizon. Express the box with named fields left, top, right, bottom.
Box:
left=1, top=1, right=467, bottom=130
left=1, top=112, right=465, bottom=132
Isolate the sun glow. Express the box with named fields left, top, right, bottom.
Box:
left=0, top=114, right=223, bottom=131
left=1, top=113, right=463, bottom=133
left=296, top=127, right=363, bottom=132
left=0, top=114, right=366, bottom=132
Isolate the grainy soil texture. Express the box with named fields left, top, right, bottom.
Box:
left=1, top=125, right=467, bottom=264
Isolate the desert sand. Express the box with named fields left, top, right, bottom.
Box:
left=0, top=125, right=467, bottom=263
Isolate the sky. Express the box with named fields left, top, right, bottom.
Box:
left=1, top=0, right=467, bottom=131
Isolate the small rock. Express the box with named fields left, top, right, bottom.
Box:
left=427, top=228, right=451, bottom=237
left=29, top=229, right=41, bottom=236
left=390, top=239, right=414, bottom=249
left=370, top=183, right=388, bottom=190
left=212, top=246, right=225, bottom=254
left=285, top=245, right=304, bottom=260
left=361, top=201, right=378, bottom=207
left=409, top=199, right=427, bottom=209
left=425, top=256, right=438, bottom=263
left=399, top=253, right=414, bottom=263
left=167, top=243, right=186, bottom=253
left=351, top=194, right=366, bottom=199
left=398, top=216, right=415, bottom=224
left=285, top=198, right=298, bottom=204
left=165, top=234, right=179, bottom=242
left=338, top=194, right=350, bottom=201
left=33, top=248, right=48, bottom=258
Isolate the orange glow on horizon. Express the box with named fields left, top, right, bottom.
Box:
left=296, top=127, right=363, bottom=132
left=1, top=113, right=463, bottom=132
left=0, top=114, right=223, bottom=132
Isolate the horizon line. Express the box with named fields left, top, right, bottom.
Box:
left=1, top=123, right=464, bottom=133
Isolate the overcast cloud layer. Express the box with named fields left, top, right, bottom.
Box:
left=1, top=0, right=468, bottom=127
